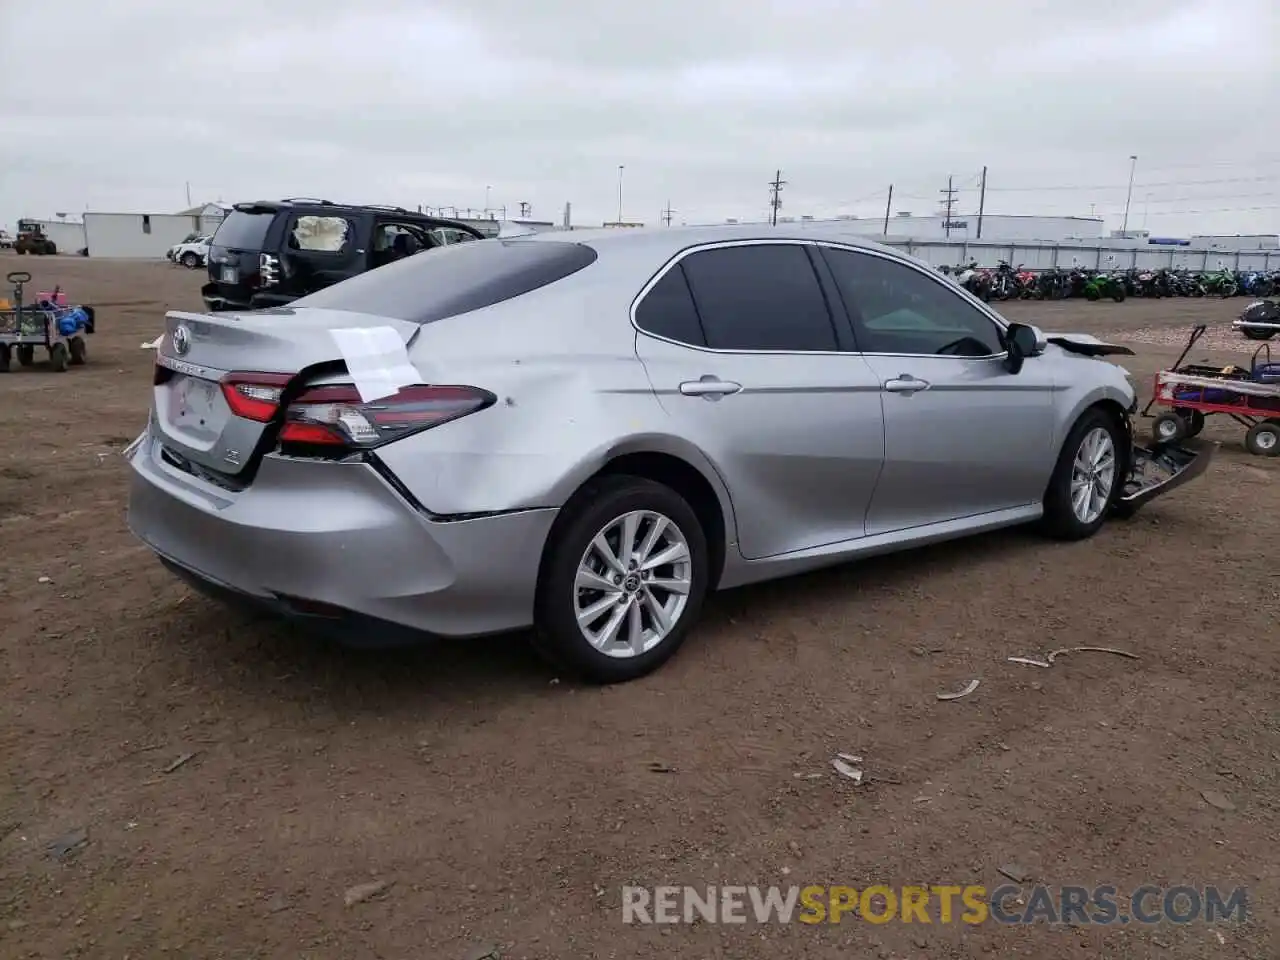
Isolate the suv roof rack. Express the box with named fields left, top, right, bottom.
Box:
left=280, top=197, right=334, bottom=205
left=363, top=204, right=413, bottom=214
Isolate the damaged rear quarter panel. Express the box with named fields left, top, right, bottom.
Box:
left=371, top=307, right=732, bottom=518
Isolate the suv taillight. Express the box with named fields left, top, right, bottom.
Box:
left=259, top=253, right=280, bottom=287
left=280, top=383, right=494, bottom=449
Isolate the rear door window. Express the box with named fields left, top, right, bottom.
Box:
left=678, top=243, right=838, bottom=351
left=634, top=265, right=707, bottom=346
left=291, top=239, right=599, bottom=323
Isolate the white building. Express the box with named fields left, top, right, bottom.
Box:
left=829, top=213, right=1107, bottom=243
left=176, top=202, right=231, bottom=236
left=83, top=202, right=230, bottom=258
left=1190, top=234, right=1279, bottom=251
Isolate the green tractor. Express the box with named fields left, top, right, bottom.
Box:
left=13, top=220, right=57, bottom=256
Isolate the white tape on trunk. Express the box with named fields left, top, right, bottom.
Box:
left=329, top=327, right=421, bottom=403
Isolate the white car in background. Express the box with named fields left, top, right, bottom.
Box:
left=169, top=235, right=212, bottom=268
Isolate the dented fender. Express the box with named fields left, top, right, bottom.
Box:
left=370, top=355, right=739, bottom=536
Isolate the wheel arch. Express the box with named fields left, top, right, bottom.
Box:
left=1055, top=395, right=1134, bottom=494
left=541, top=441, right=736, bottom=591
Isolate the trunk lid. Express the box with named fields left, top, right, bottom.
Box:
left=152, top=307, right=420, bottom=480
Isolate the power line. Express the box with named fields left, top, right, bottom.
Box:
left=986, top=174, right=1280, bottom=193
left=768, top=169, right=786, bottom=227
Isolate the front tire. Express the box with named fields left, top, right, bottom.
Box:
left=181, top=252, right=200, bottom=268
left=1041, top=409, right=1124, bottom=541
left=534, top=475, right=710, bottom=684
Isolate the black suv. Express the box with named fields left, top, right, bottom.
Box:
left=202, top=199, right=487, bottom=312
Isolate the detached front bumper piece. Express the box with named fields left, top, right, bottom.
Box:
left=1114, top=439, right=1214, bottom=515
left=1232, top=319, right=1280, bottom=333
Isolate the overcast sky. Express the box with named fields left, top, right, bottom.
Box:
left=2, top=0, right=1278, bottom=235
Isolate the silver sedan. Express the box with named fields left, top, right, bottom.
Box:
left=125, top=225, right=1211, bottom=682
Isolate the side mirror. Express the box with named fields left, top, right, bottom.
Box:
left=1003, top=322, right=1046, bottom=374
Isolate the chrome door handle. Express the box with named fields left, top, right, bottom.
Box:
left=883, top=375, right=931, bottom=395
left=679, top=377, right=743, bottom=398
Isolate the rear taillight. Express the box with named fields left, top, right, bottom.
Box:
left=259, top=253, right=279, bottom=287
left=220, top=372, right=291, bottom=422
left=279, top=384, right=494, bottom=449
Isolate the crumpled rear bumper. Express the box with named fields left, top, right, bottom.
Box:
left=1115, top=438, right=1214, bottom=514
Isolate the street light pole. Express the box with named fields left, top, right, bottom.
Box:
left=617, top=165, right=625, bottom=223
left=485, top=185, right=492, bottom=216
left=1121, top=155, right=1137, bottom=234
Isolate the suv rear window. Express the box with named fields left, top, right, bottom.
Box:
left=291, top=239, right=599, bottom=324
left=213, top=210, right=274, bottom=250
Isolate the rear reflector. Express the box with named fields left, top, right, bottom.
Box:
left=279, top=383, right=494, bottom=449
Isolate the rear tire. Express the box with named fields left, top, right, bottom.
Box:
left=533, top=475, right=710, bottom=684
left=69, top=336, right=87, bottom=365
left=0, top=345, right=9, bottom=372
left=1180, top=409, right=1205, bottom=438
left=1242, top=327, right=1276, bottom=341
left=1040, top=408, right=1125, bottom=541
left=1245, top=420, right=1280, bottom=457
left=16, top=345, right=34, bottom=367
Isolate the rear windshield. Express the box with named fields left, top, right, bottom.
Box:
left=213, top=210, right=274, bottom=250
left=292, top=239, right=599, bottom=324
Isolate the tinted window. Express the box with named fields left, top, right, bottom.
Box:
left=822, top=247, right=1003, bottom=357
left=679, top=244, right=837, bottom=351
left=291, top=239, right=598, bottom=324
left=635, top=265, right=706, bottom=345
left=213, top=210, right=274, bottom=250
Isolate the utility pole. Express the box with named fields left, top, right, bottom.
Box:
left=882, top=184, right=893, bottom=236
left=940, top=175, right=958, bottom=239
left=768, top=169, right=786, bottom=227
left=662, top=201, right=675, bottom=226
left=617, top=165, right=625, bottom=223
left=1121, top=155, right=1138, bottom=235
left=518, top=202, right=531, bottom=218
left=185, top=181, right=192, bottom=207
left=976, top=166, right=988, bottom=239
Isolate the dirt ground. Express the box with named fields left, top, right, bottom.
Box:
left=1, top=254, right=1277, bottom=960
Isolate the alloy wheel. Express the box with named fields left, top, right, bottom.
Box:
left=574, top=510, right=692, bottom=658
left=1070, top=426, right=1117, bottom=524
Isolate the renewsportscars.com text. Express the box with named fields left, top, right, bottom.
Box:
left=621, top=884, right=1248, bottom=926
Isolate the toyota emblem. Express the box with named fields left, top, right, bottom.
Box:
left=172, top=324, right=192, bottom=356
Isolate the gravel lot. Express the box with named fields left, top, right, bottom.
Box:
left=1, top=255, right=1277, bottom=960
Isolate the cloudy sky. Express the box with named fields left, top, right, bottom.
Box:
left=2, top=0, right=1278, bottom=235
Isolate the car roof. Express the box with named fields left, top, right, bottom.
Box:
left=523, top=222, right=911, bottom=262
left=230, top=200, right=481, bottom=233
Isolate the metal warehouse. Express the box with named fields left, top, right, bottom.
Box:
left=83, top=203, right=229, bottom=258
